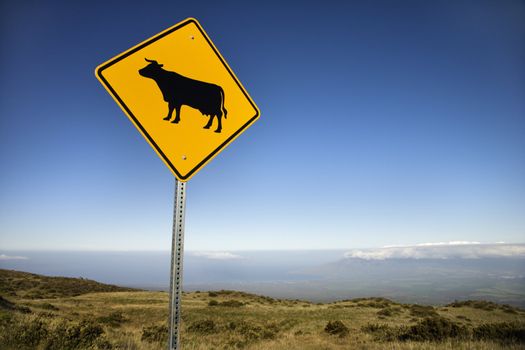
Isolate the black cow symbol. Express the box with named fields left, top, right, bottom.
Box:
left=139, top=58, right=227, bottom=133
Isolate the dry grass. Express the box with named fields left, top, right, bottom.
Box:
left=1, top=269, right=524, bottom=349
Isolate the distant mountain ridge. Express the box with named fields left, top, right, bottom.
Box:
left=290, top=250, right=525, bottom=307
left=1, top=246, right=524, bottom=307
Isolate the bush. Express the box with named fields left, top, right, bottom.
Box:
left=15, top=305, right=32, bottom=314
left=399, top=316, right=469, bottom=342
left=363, top=317, right=469, bottom=342
left=361, top=323, right=398, bottom=341
left=377, top=307, right=400, bottom=317
left=97, top=311, right=126, bottom=327
left=0, top=296, right=31, bottom=314
left=324, top=320, right=349, bottom=337
left=353, top=297, right=394, bottom=308
left=448, top=300, right=490, bottom=310
left=141, top=324, right=168, bottom=344
left=0, top=313, right=111, bottom=349
left=409, top=304, right=438, bottom=318
left=227, top=320, right=277, bottom=341
left=364, top=317, right=525, bottom=344
left=456, top=315, right=471, bottom=321
left=0, top=316, right=48, bottom=348
left=219, top=300, right=244, bottom=307
left=446, top=300, right=522, bottom=314
left=0, top=296, right=16, bottom=310
left=188, top=319, right=217, bottom=334
left=377, top=308, right=392, bottom=317
left=39, top=303, right=59, bottom=311
left=45, top=319, right=106, bottom=350
left=208, top=299, right=244, bottom=307
left=473, top=322, right=525, bottom=343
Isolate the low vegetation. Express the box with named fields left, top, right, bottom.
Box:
left=209, top=299, right=245, bottom=307
left=0, top=269, right=136, bottom=299
left=447, top=300, right=521, bottom=314
left=141, top=324, right=168, bottom=344
left=324, top=320, right=349, bottom=337
left=1, top=269, right=524, bottom=349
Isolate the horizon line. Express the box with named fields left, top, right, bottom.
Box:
left=1, top=242, right=524, bottom=253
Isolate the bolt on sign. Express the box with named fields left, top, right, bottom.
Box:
left=95, top=18, right=260, bottom=181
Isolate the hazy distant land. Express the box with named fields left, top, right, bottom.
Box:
left=1, top=243, right=524, bottom=307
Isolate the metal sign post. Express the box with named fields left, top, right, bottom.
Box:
left=168, top=179, right=186, bottom=350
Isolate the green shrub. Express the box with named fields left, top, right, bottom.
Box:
left=0, top=316, right=48, bottom=348
left=503, top=307, right=518, bottom=314
left=473, top=322, right=525, bottom=343
left=208, top=299, right=244, bottom=307
left=0, top=296, right=16, bottom=311
left=456, top=315, right=470, bottom=321
left=363, top=317, right=470, bottom=342
left=44, top=319, right=106, bottom=350
left=353, top=297, right=394, bottom=308
left=219, top=300, right=244, bottom=307
left=377, top=308, right=392, bottom=316
left=324, top=320, right=349, bottom=337
left=377, top=307, right=400, bottom=317
left=399, top=316, right=468, bottom=342
left=188, top=319, right=217, bottom=334
left=445, top=300, right=523, bottom=314
left=409, top=304, right=438, bottom=318
left=97, top=311, right=126, bottom=327
left=227, top=320, right=277, bottom=340
left=361, top=323, right=398, bottom=341
left=224, top=321, right=278, bottom=348
left=141, top=324, right=168, bottom=344
left=0, top=316, right=108, bottom=350
left=39, top=303, right=59, bottom=311
left=0, top=296, right=31, bottom=314
left=15, top=305, right=32, bottom=314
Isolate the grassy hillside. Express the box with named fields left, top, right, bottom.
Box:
left=0, top=269, right=137, bottom=299
left=0, top=269, right=524, bottom=349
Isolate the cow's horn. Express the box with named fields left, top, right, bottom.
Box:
left=145, top=58, right=157, bottom=63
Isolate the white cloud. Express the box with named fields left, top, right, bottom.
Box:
left=416, top=241, right=481, bottom=246
left=0, top=254, right=29, bottom=260
left=383, top=241, right=482, bottom=248
left=344, top=243, right=525, bottom=260
left=189, top=251, right=243, bottom=260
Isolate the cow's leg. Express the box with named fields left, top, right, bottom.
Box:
left=164, top=103, right=174, bottom=121
left=214, top=113, right=222, bottom=133
left=203, top=115, right=214, bottom=129
left=171, top=106, right=181, bottom=124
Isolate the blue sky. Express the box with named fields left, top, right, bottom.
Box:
left=1, top=0, right=524, bottom=251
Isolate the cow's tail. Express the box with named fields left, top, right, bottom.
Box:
left=220, top=87, right=227, bottom=119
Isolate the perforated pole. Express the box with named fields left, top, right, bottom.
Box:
left=168, top=179, right=186, bottom=350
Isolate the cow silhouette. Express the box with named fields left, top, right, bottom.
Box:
left=139, top=58, right=227, bottom=133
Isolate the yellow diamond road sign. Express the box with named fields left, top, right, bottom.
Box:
left=95, top=18, right=260, bottom=181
